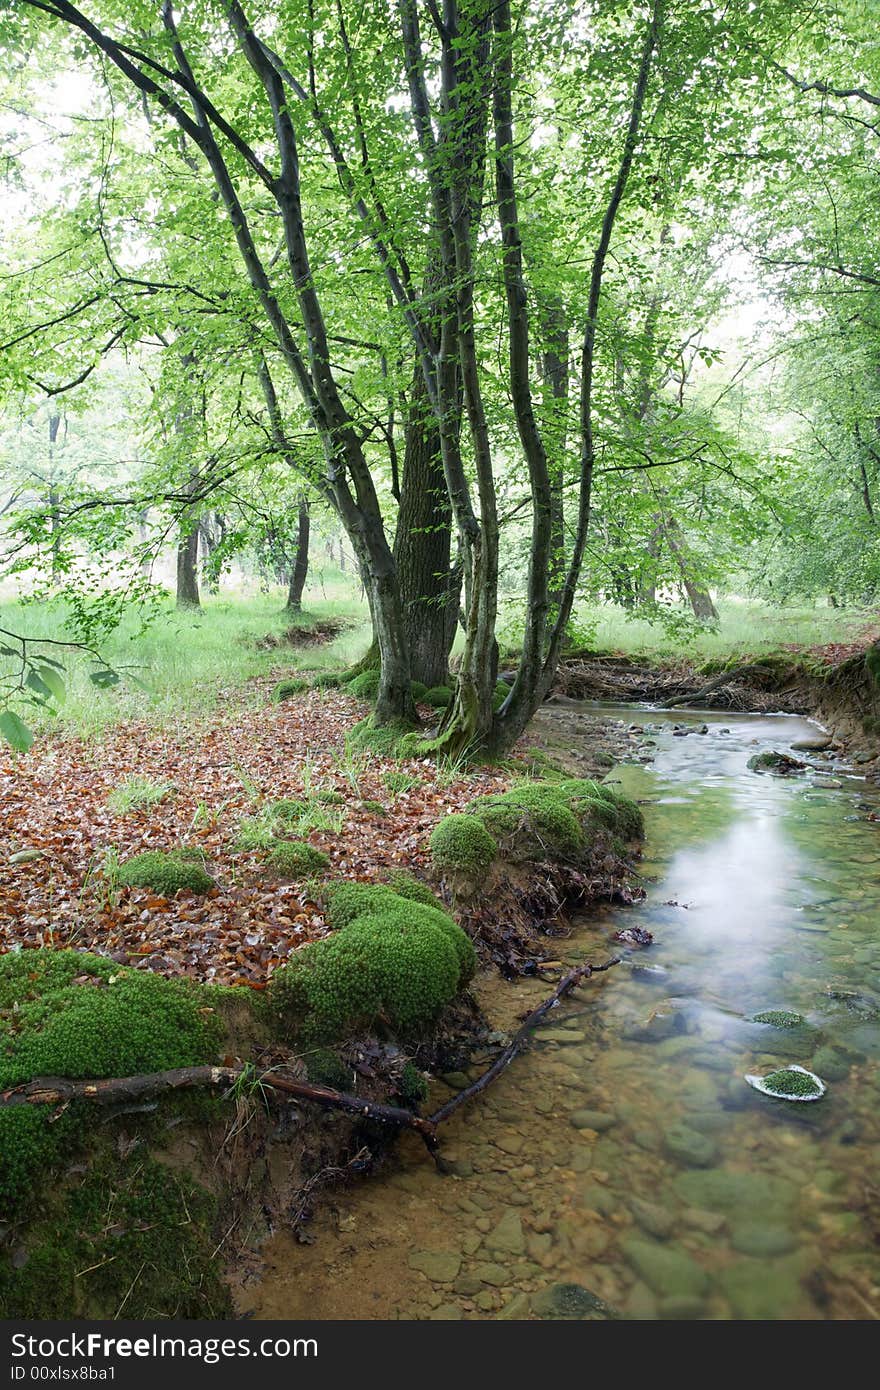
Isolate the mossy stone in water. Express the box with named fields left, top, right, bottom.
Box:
left=760, top=1067, right=823, bottom=1099
left=752, top=1009, right=805, bottom=1028
left=531, top=1282, right=614, bottom=1320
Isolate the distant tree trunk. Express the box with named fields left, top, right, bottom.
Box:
left=664, top=523, right=717, bottom=621
left=286, top=495, right=310, bottom=612
left=176, top=525, right=201, bottom=608
left=47, top=408, right=63, bottom=580
left=199, top=512, right=224, bottom=594
left=539, top=295, right=569, bottom=617
left=394, top=366, right=459, bottom=687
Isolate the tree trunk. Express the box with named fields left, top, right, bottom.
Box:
left=176, top=524, right=201, bottom=608
left=394, top=366, right=459, bottom=686
left=286, top=495, right=310, bottom=611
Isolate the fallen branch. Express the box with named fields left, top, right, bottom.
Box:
left=657, top=663, right=753, bottom=708
left=1, top=956, right=620, bottom=1170
left=0, top=1064, right=438, bottom=1139
left=429, top=956, right=619, bottom=1128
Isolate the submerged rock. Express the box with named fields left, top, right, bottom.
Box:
left=672, top=1169, right=797, bottom=1216
left=408, top=1250, right=462, bottom=1283
left=664, top=1123, right=718, bottom=1168
left=747, top=751, right=807, bottom=775
left=621, top=1238, right=709, bottom=1299
left=570, top=1108, right=617, bottom=1132
left=531, top=1282, right=614, bottom=1320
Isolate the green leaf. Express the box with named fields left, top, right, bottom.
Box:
left=34, top=665, right=66, bottom=705
left=0, top=710, right=35, bottom=752
left=25, top=669, right=53, bottom=702
left=89, top=668, right=120, bottom=689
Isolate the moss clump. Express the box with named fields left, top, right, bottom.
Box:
left=473, top=784, right=585, bottom=859
left=272, top=884, right=475, bottom=1040
left=312, top=671, right=341, bottom=689
left=323, top=882, right=475, bottom=984
left=360, top=799, right=387, bottom=816
left=0, top=950, right=224, bottom=1214
left=429, top=813, right=498, bottom=875
left=424, top=685, right=453, bottom=709
left=753, top=1010, right=805, bottom=1029
left=761, top=1068, right=822, bottom=1098
left=272, top=677, right=309, bottom=702
left=0, top=1155, right=229, bottom=1319
left=117, top=848, right=214, bottom=895
left=304, top=1047, right=353, bottom=1091
left=396, top=1061, right=429, bottom=1108
left=471, top=778, right=643, bottom=860
left=347, top=717, right=417, bottom=757
left=383, top=868, right=442, bottom=909
left=346, top=669, right=381, bottom=701
left=265, top=839, right=329, bottom=878
left=492, top=681, right=511, bottom=711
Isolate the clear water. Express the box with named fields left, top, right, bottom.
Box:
left=237, top=706, right=880, bottom=1321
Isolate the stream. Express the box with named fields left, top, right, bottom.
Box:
left=236, top=704, right=880, bottom=1321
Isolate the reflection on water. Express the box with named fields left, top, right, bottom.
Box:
left=238, top=706, right=880, bottom=1321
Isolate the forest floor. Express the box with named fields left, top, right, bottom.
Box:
left=3, top=589, right=877, bottom=986
left=0, top=678, right=636, bottom=987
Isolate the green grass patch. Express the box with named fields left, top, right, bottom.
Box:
left=106, top=775, right=173, bottom=815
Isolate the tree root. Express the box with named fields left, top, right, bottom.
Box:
left=1, top=956, right=619, bottom=1172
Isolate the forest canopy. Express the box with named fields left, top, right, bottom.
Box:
left=1, top=0, right=879, bottom=753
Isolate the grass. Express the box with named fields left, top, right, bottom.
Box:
left=0, top=585, right=371, bottom=738
left=106, top=775, right=173, bottom=814
left=498, top=596, right=872, bottom=666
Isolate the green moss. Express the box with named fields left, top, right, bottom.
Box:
left=265, top=839, right=330, bottom=877
left=492, top=681, right=511, bottom=711
left=865, top=643, right=880, bottom=685
left=347, top=717, right=417, bottom=757
left=324, top=882, right=475, bottom=984
left=411, top=681, right=429, bottom=702
left=360, top=799, right=387, bottom=816
left=272, top=885, right=475, bottom=1041
left=324, top=880, right=400, bottom=928
left=761, top=1068, right=822, bottom=1098
left=117, top=848, right=214, bottom=895
left=0, top=950, right=224, bottom=1214
left=429, top=813, right=498, bottom=874
left=304, top=1047, right=353, bottom=1091
left=312, top=671, right=341, bottom=689
left=753, top=1010, right=805, bottom=1029
left=346, top=669, right=381, bottom=701
left=474, top=784, right=584, bottom=858
left=424, top=685, right=453, bottom=709
left=383, top=869, right=442, bottom=909
left=0, top=1155, right=229, bottom=1318
left=396, top=1060, right=429, bottom=1108
left=272, top=677, right=309, bottom=702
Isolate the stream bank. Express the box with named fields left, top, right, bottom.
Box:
left=234, top=701, right=880, bottom=1321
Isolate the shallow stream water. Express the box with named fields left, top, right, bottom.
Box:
left=237, top=705, right=880, bottom=1321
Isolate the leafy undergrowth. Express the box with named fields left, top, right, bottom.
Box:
left=0, top=687, right=512, bottom=987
